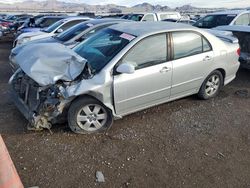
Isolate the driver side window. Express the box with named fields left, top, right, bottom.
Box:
left=121, top=34, right=167, bottom=70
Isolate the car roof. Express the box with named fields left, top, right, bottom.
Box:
left=83, top=18, right=133, bottom=25
left=125, top=11, right=180, bottom=15
left=61, top=16, right=90, bottom=22
left=209, top=10, right=250, bottom=15
left=42, top=16, right=66, bottom=18
left=109, top=22, right=193, bottom=36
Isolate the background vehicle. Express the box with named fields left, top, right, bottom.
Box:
left=162, top=18, right=196, bottom=25
left=14, top=17, right=90, bottom=47
left=214, top=25, right=250, bottom=69
left=121, top=12, right=181, bottom=21
left=10, top=22, right=240, bottom=134
left=10, top=19, right=132, bottom=71
left=194, top=10, right=250, bottom=28
left=0, top=14, right=7, bottom=19
left=0, top=18, right=12, bottom=34
left=9, top=16, right=33, bottom=31
left=17, top=16, right=67, bottom=34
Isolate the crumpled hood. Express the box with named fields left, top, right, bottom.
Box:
left=11, top=37, right=59, bottom=56
left=15, top=43, right=87, bottom=86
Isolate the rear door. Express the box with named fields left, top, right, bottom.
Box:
left=170, top=31, right=214, bottom=99
left=113, top=33, right=172, bottom=115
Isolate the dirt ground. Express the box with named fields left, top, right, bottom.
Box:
left=0, top=35, right=250, bottom=188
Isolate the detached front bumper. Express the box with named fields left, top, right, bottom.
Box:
left=10, top=84, right=34, bottom=122
left=9, top=72, right=69, bottom=130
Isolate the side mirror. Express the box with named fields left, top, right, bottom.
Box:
left=56, top=28, right=63, bottom=33
left=116, top=63, right=135, bottom=74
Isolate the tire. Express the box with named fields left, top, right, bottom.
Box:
left=68, top=96, right=113, bottom=134
left=198, top=70, right=223, bottom=100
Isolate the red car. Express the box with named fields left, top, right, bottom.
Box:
left=0, top=19, right=12, bottom=33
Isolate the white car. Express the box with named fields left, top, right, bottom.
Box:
left=14, top=17, right=90, bottom=47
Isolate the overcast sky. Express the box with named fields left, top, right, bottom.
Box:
left=1, top=0, right=250, bottom=8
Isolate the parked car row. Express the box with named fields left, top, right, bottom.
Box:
left=5, top=11, right=242, bottom=134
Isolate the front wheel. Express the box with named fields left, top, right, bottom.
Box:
left=68, top=97, right=113, bottom=134
left=198, top=70, right=223, bottom=100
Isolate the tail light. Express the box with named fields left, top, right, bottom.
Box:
left=237, top=48, right=241, bottom=56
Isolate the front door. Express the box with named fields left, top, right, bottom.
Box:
left=113, top=34, right=172, bottom=115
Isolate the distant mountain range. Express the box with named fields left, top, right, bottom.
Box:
left=0, top=0, right=227, bottom=13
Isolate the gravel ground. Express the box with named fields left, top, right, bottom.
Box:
left=0, top=35, right=250, bottom=188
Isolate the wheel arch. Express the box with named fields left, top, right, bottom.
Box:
left=68, top=92, right=118, bottom=119
left=215, top=68, right=226, bottom=85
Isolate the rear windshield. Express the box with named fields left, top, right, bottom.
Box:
left=56, top=23, right=90, bottom=42
left=193, top=14, right=236, bottom=28
left=121, top=14, right=144, bottom=21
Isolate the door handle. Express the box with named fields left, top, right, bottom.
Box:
left=203, top=56, right=212, bottom=61
left=160, top=67, right=171, bottom=73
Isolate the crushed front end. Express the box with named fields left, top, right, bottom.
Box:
left=9, top=70, right=71, bottom=130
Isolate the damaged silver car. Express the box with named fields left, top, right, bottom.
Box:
left=9, top=22, right=240, bottom=134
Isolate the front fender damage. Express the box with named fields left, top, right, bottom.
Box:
left=10, top=70, right=118, bottom=131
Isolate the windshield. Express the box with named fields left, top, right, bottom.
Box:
left=193, top=14, right=236, bottom=28
left=56, top=23, right=90, bottom=42
left=43, top=20, right=64, bottom=33
left=74, top=28, right=135, bottom=72
left=122, top=14, right=144, bottom=21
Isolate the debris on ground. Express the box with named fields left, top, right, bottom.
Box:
left=96, top=171, right=105, bottom=183
left=235, top=89, right=249, bottom=98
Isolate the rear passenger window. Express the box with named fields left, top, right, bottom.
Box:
left=122, top=34, right=167, bottom=69
left=172, top=32, right=211, bottom=59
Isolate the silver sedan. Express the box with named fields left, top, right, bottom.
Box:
left=10, top=22, right=240, bottom=134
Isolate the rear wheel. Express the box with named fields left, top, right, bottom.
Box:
left=68, top=97, right=113, bottom=134
left=198, top=70, right=223, bottom=100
